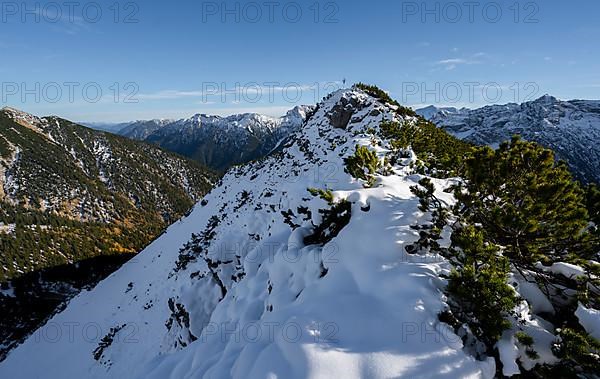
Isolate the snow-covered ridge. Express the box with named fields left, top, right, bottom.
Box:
left=414, top=105, right=462, bottom=120
left=0, top=89, right=496, bottom=378
left=416, top=96, right=600, bottom=183
left=118, top=105, right=315, bottom=172
left=120, top=106, right=312, bottom=140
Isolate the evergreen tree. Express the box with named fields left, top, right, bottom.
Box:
left=455, top=136, right=589, bottom=265
left=371, top=90, right=599, bottom=375
left=552, top=328, right=600, bottom=374
left=408, top=178, right=448, bottom=254
left=587, top=184, right=600, bottom=232
left=344, top=145, right=379, bottom=187
left=447, top=225, right=517, bottom=345
left=353, top=83, right=417, bottom=117
left=379, top=119, right=473, bottom=177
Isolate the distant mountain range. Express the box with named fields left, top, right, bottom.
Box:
left=416, top=95, right=600, bottom=183
left=80, top=122, right=131, bottom=134
left=85, top=96, right=600, bottom=185
left=0, top=107, right=215, bottom=359
left=83, top=106, right=314, bottom=172
left=413, top=105, right=462, bottom=120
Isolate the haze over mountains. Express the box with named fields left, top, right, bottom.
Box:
left=416, top=95, right=600, bottom=183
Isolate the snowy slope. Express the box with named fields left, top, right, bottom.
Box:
left=0, top=90, right=494, bottom=379
left=416, top=96, right=600, bottom=183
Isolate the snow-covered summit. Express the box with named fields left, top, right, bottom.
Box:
left=414, top=105, right=461, bottom=120
left=121, top=106, right=313, bottom=138
left=531, top=94, right=559, bottom=105
left=0, top=89, right=495, bottom=378
left=119, top=105, right=315, bottom=171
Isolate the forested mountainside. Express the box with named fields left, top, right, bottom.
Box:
left=0, top=107, right=215, bottom=359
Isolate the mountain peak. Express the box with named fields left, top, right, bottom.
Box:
left=1, top=106, right=33, bottom=118
left=533, top=94, right=559, bottom=104
left=414, top=105, right=460, bottom=120
left=0, top=107, right=50, bottom=135
left=119, top=106, right=315, bottom=172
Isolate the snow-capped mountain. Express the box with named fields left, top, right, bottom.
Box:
left=117, top=119, right=175, bottom=140
left=0, top=89, right=498, bottom=378
left=415, top=105, right=461, bottom=120
left=119, top=106, right=314, bottom=171
left=80, top=122, right=132, bottom=134
left=4, top=88, right=597, bottom=378
left=416, top=96, right=600, bottom=183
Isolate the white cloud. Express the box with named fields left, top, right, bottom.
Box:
left=434, top=53, right=485, bottom=70
left=437, top=58, right=468, bottom=65
left=137, top=82, right=343, bottom=102
left=137, top=90, right=205, bottom=100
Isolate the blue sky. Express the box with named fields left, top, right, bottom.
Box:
left=1, top=0, right=599, bottom=122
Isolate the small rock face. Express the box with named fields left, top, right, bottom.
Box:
left=327, top=94, right=367, bottom=129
